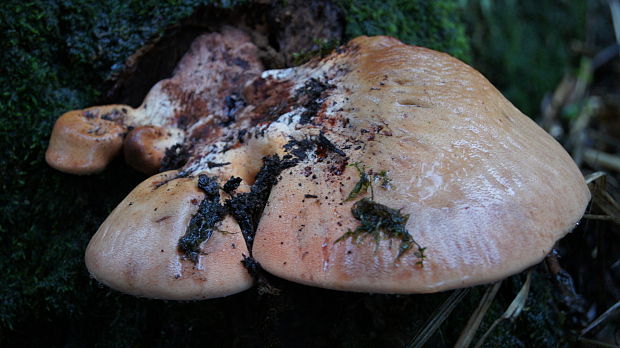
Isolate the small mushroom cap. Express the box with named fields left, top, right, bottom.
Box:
left=45, top=106, right=129, bottom=174
left=46, top=28, right=262, bottom=175
left=85, top=171, right=252, bottom=300
left=252, top=36, right=590, bottom=293
left=123, top=125, right=181, bottom=174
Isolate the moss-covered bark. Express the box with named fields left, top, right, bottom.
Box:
left=0, top=0, right=575, bottom=346
left=339, top=0, right=470, bottom=62
left=0, top=0, right=243, bottom=342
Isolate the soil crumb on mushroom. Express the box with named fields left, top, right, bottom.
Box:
left=222, top=176, right=242, bottom=194
left=296, top=78, right=334, bottom=124
left=177, top=174, right=227, bottom=263
left=226, top=154, right=299, bottom=250
left=160, top=143, right=190, bottom=172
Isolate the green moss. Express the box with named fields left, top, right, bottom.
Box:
left=0, top=0, right=240, bottom=340
left=344, top=163, right=393, bottom=201
left=335, top=198, right=426, bottom=261
left=337, top=0, right=471, bottom=62
left=338, top=163, right=424, bottom=260
left=344, top=163, right=371, bottom=202
left=291, top=38, right=340, bottom=66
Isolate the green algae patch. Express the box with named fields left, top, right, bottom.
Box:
left=336, top=198, right=426, bottom=262
left=339, top=163, right=425, bottom=262
left=344, top=163, right=371, bottom=201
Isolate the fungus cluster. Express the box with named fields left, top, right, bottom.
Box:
left=46, top=28, right=590, bottom=300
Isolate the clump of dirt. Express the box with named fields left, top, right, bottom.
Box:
left=178, top=174, right=227, bottom=263
left=160, top=144, right=191, bottom=172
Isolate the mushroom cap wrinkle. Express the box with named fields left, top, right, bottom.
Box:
left=51, top=32, right=589, bottom=299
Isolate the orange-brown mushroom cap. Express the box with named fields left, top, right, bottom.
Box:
left=251, top=36, right=590, bottom=293
left=85, top=171, right=253, bottom=299
left=45, top=105, right=129, bottom=174
left=123, top=125, right=179, bottom=174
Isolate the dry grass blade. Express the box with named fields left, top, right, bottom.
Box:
left=577, top=337, right=620, bottom=348
left=406, top=288, right=470, bottom=348
left=586, top=171, right=608, bottom=185
left=580, top=300, right=620, bottom=337
left=610, top=0, right=620, bottom=47
left=584, top=149, right=620, bottom=173
left=586, top=171, right=620, bottom=226
left=454, top=281, right=502, bottom=348
left=583, top=214, right=617, bottom=221
left=473, top=270, right=532, bottom=348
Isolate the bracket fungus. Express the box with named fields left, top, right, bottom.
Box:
left=47, top=28, right=590, bottom=299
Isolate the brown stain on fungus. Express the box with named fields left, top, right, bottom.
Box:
left=155, top=216, right=171, bottom=223
left=243, top=77, right=294, bottom=125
